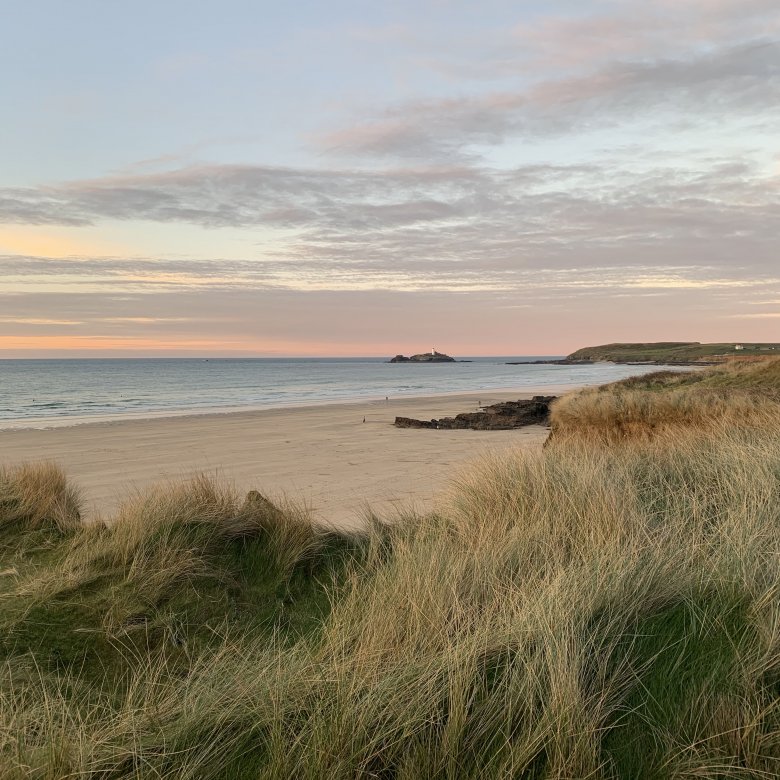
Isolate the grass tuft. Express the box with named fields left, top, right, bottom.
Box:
left=0, top=462, right=81, bottom=538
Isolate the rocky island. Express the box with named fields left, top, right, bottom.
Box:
left=389, top=350, right=456, bottom=363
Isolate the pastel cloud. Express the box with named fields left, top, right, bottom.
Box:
left=0, top=152, right=777, bottom=309
left=320, top=40, right=780, bottom=159
left=417, top=0, right=780, bottom=78
left=2, top=0, right=779, bottom=355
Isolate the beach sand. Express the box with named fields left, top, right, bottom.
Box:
left=0, top=387, right=574, bottom=528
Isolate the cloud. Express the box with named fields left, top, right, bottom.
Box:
left=2, top=6, right=778, bottom=314
left=413, top=0, right=780, bottom=79
left=0, top=154, right=777, bottom=245
left=0, top=317, right=82, bottom=326
left=3, top=0, right=780, bottom=354
left=0, top=164, right=486, bottom=228
left=0, top=151, right=777, bottom=300
left=319, top=39, right=780, bottom=159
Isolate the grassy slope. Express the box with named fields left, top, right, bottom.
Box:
left=2, top=362, right=780, bottom=778
left=551, top=358, right=780, bottom=442
left=567, top=341, right=780, bottom=362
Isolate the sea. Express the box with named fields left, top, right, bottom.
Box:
left=0, top=357, right=673, bottom=429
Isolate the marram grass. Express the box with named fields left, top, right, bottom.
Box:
left=550, top=358, right=780, bottom=443
left=1, top=365, right=779, bottom=778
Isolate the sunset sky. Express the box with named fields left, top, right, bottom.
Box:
left=2, top=0, right=778, bottom=357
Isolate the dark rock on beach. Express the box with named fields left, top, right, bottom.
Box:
left=395, top=396, right=556, bottom=431
left=240, top=490, right=285, bottom=526
left=394, top=416, right=439, bottom=429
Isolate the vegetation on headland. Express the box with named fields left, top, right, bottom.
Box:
left=551, top=357, right=780, bottom=442
left=2, top=359, right=780, bottom=778
left=567, top=341, right=780, bottom=363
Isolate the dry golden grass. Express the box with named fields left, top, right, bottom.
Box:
left=550, top=358, right=780, bottom=442
left=0, top=461, right=82, bottom=535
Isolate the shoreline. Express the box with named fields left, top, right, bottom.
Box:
left=0, top=381, right=581, bottom=432
left=0, top=386, right=572, bottom=527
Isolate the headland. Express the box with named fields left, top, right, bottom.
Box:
left=507, top=341, right=780, bottom=366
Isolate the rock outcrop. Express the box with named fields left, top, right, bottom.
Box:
left=395, top=396, right=556, bottom=430
left=389, top=351, right=455, bottom=363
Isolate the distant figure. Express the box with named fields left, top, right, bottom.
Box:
left=385, top=396, right=388, bottom=402
left=362, top=416, right=366, bottom=423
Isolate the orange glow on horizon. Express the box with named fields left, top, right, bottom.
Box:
left=0, top=334, right=555, bottom=358
left=0, top=227, right=127, bottom=258
left=0, top=334, right=412, bottom=356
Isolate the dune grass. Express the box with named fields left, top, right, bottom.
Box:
left=550, top=358, right=780, bottom=442
left=0, top=462, right=82, bottom=539
left=1, top=368, right=779, bottom=777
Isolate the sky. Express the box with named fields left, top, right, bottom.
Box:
left=1, top=0, right=778, bottom=357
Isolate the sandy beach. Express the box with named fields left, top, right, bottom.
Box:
left=0, top=387, right=574, bottom=527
